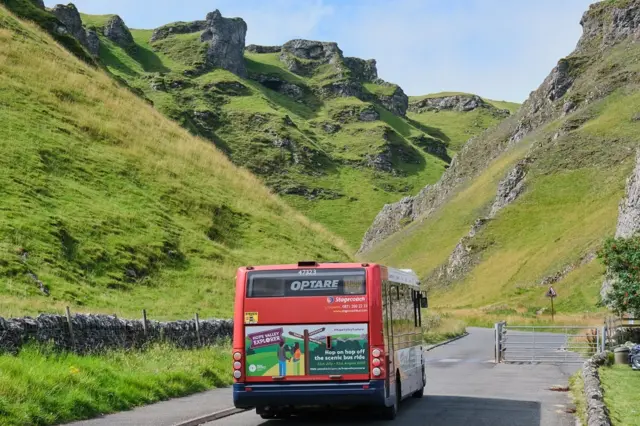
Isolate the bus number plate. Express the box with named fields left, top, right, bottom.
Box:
left=244, top=312, right=259, bottom=324
left=298, top=269, right=317, bottom=276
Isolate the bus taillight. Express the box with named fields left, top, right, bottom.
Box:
left=233, top=351, right=243, bottom=380
left=370, top=347, right=385, bottom=378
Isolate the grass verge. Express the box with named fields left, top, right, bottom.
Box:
left=423, top=311, right=467, bottom=344
left=600, top=364, right=640, bottom=426
left=569, top=370, right=587, bottom=426
left=0, top=343, right=232, bottom=426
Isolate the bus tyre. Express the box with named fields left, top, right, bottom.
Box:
left=382, top=380, right=400, bottom=420
left=257, top=407, right=275, bottom=419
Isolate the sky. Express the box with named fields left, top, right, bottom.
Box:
left=45, top=0, right=595, bottom=103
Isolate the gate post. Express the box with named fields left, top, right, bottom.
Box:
left=495, top=323, right=499, bottom=363
left=494, top=321, right=506, bottom=363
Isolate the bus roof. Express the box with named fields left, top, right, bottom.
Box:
left=387, top=267, right=421, bottom=289
left=237, top=262, right=421, bottom=288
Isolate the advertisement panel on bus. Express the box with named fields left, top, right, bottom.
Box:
left=244, top=323, right=369, bottom=377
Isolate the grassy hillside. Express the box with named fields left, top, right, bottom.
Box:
left=68, top=12, right=513, bottom=247
left=0, top=6, right=351, bottom=320
left=407, top=93, right=520, bottom=152
left=364, top=3, right=640, bottom=323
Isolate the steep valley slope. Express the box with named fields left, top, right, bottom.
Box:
left=0, top=4, right=353, bottom=319
left=15, top=0, right=516, bottom=248
left=360, top=0, right=640, bottom=323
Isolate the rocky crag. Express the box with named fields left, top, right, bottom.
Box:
left=359, top=0, right=640, bottom=255
left=199, top=10, right=247, bottom=77
left=601, top=149, right=640, bottom=299
left=408, top=94, right=509, bottom=116
left=428, top=157, right=532, bottom=286
left=50, top=4, right=99, bottom=56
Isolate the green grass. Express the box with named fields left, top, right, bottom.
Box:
left=0, top=0, right=95, bottom=65
left=409, top=91, right=473, bottom=101
left=409, top=92, right=521, bottom=114
left=0, top=7, right=351, bottom=319
left=151, top=32, right=207, bottom=69
left=408, top=108, right=506, bottom=151
left=486, top=99, right=521, bottom=114
left=600, top=365, right=640, bottom=425
left=422, top=311, right=467, bottom=344
left=364, top=141, right=530, bottom=276
left=363, top=82, right=397, bottom=97
left=406, top=91, right=519, bottom=151
left=0, top=343, right=232, bottom=426
left=79, top=13, right=115, bottom=29
left=569, top=370, right=588, bottom=425
left=438, top=165, right=627, bottom=310
left=245, top=52, right=307, bottom=86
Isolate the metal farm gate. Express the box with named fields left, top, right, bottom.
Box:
left=494, top=322, right=603, bottom=364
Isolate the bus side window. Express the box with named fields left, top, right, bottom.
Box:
left=413, top=290, right=422, bottom=328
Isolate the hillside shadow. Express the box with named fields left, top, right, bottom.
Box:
left=245, top=80, right=322, bottom=121
left=245, top=57, right=306, bottom=86
left=131, top=44, right=171, bottom=73
left=406, top=117, right=451, bottom=144
left=259, top=396, right=542, bottom=425
left=98, top=44, right=138, bottom=78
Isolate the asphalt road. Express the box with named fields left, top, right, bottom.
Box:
left=211, top=328, right=580, bottom=426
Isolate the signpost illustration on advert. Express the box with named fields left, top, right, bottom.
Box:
left=245, top=324, right=368, bottom=377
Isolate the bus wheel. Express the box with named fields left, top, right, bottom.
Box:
left=257, top=407, right=275, bottom=419
left=412, top=367, right=426, bottom=398
left=381, top=379, right=400, bottom=420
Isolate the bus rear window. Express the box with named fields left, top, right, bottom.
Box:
left=247, top=268, right=366, bottom=298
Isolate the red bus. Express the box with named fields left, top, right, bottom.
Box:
left=232, top=261, right=428, bottom=420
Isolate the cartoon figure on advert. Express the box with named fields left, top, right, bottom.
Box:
left=292, top=342, right=301, bottom=375
left=277, top=341, right=291, bottom=376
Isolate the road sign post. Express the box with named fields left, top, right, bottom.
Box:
left=545, top=286, right=557, bottom=321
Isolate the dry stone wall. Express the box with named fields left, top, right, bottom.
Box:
left=0, top=313, right=232, bottom=354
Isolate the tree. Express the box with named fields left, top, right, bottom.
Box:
left=599, top=236, right=640, bottom=316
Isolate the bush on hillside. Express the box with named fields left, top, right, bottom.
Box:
left=599, top=236, right=640, bottom=316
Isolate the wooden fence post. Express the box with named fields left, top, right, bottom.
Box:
left=195, top=313, right=201, bottom=347
left=142, top=309, right=148, bottom=337
left=65, top=306, right=76, bottom=350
